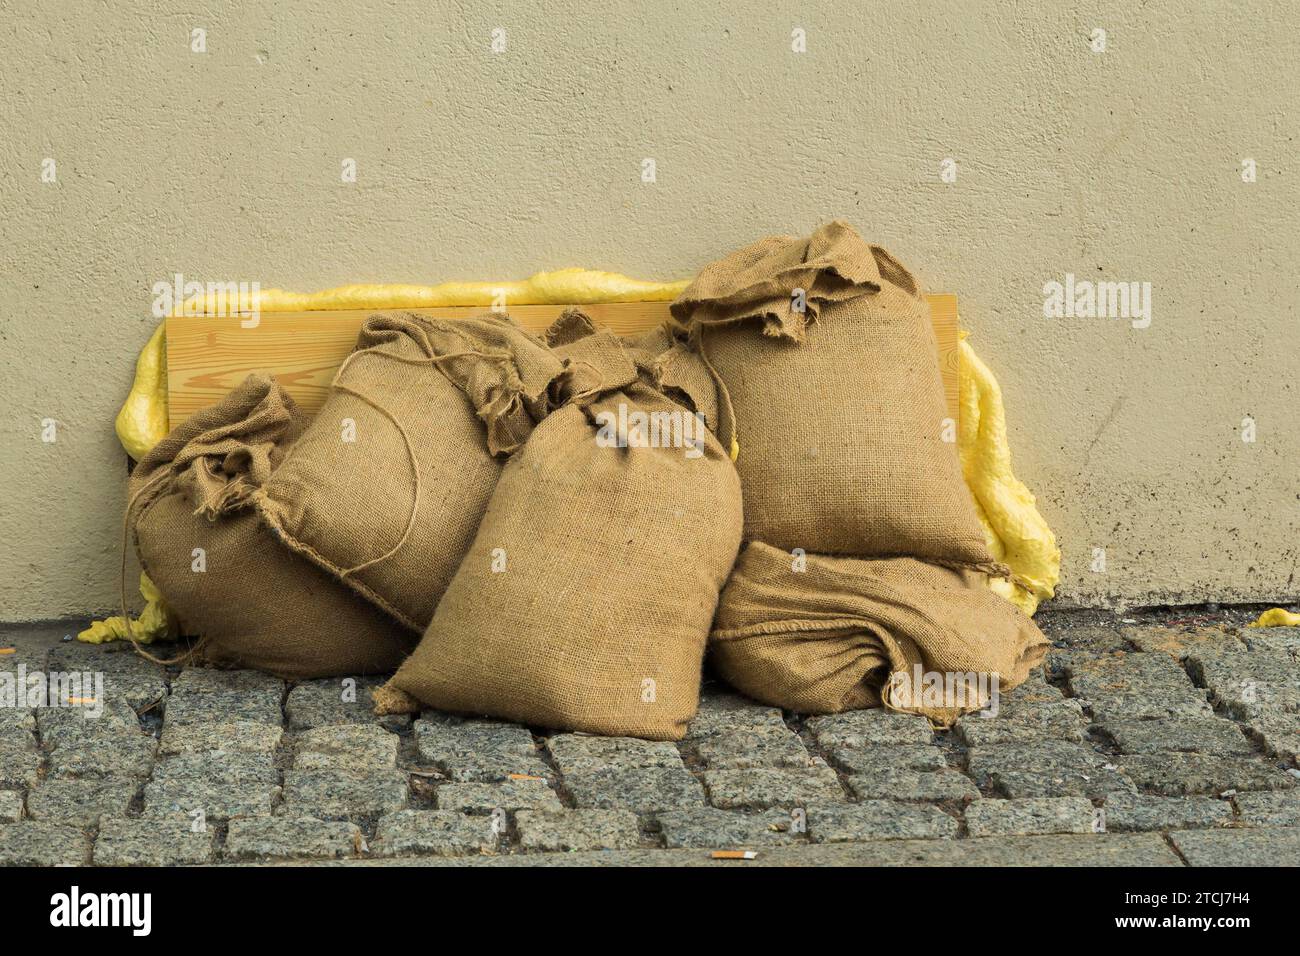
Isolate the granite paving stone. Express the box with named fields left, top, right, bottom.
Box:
left=170, top=668, right=285, bottom=698
left=1100, top=794, right=1233, bottom=832
left=294, top=724, right=399, bottom=770
left=702, top=766, right=844, bottom=810
left=165, top=669, right=284, bottom=726
left=545, top=734, right=684, bottom=774
left=1186, top=649, right=1300, bottom=719
left=347, top=835, right=1183, bottom=866
left=1239, top=627, right=1300, bottom=656
left=414, top=717, right=549, bottom=782
left=954, top=699, right=1087, bottom=745
left=827, top=744, right=947, bottom=775
left=26, top=778, right=137, bottom=826
left=280, top=769, right=408, bottom=819
left=37, top=699, right=141, bottom=746
left=1118, top=753, right=1295, bottom=796
left=1100, top=717, right=1254, bottom=755
left=0, top=821, right=92, bottom=866
left=567, top=766, right=707, bottom=812
left=656, top=807, right=804, bottom=848
left=93, top=818, right=214, bottom=865
left=808, top=801, right=959, bottom=842
left=805, top=710, right=933, bottom=748
left=967, top=740, right=1136, bottom=798
left=46, top=642, right=169, bottom=712
left=150, top=751, right=279, bottom=787
left=1233, top=790, right=1300, bottom=826
left=3, top=611, right=1297, bottom=866
left=0, top=740, right=42, bottom=790
left=0, top=790, right=23, bottom=822
left=1003, top=669, right=1065, bottom=703
left=1065, top=652, right=1214, bottom=721
left=226, top=816, right=365, bottom=860
left=159, top=720, right=284, bottom=756
left=689, top=730, right=812, bottom=769
left=1170, top=827, right=1300, bottom=866
left=0, top=645, right=49, bottom=672
left=373, top=809, right=499, bottom=856
left=846, top=768, right=980, bottom=802
left=1245, top=713, right=1300, bottom=762
left=0, top=706, right=36, bottom=743
left=515, top=809, right=641, bottom=852
left=1122, top=625, right=1245, bottom=659
left=46, top=735, right=156, bottom=779
left=685, top=691, right=789, bottom=739
left=144, top=779, right=278, bottom=821
left=965, top=798, right=1096, bottom=836
left=286, top=678, right=387, bottom=729
left=435, top=779, right=563, bottom=813
left=164, top=689, right=283, bottom=727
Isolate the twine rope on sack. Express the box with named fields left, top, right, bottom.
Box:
left=692, top=327, right=741, bottom=461
left=327, top=380, right=422, bottom=578
left=119, top=468, right=209, bottom=667
left=557, top=358, right=615, bottom=408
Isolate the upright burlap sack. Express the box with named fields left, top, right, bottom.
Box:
left=383, top=314, right=743, bottom=739
left=672, top=221, right=996, bottom=570
left=255, top=312, right=563, bottom=630
left=709, top=542, right=1049, bottom=724
left=128, top=375, right=417, bottom=679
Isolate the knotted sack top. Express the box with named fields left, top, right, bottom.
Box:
left=669, top=219, right=919, bottom=341
left=130, top=373, right=303, bottom=520
left=349, top=312, right=563, bottom=457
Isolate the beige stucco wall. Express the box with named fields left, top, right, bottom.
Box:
left=1, top=1, right=1296, bottom=621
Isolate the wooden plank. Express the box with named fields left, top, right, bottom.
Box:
left=166, top=297, right=961, bottom=429
left=927, top=293, right=961, bottom=419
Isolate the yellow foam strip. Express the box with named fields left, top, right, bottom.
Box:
left=180, top=268, right=691, bottom=314
left=957, top=333, right=1061, bottom=616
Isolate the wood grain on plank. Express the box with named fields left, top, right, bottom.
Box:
left=166, top=297, right=961, bottom=428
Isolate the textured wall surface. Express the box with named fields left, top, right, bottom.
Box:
left=1, top=1, right=1296, bottom=620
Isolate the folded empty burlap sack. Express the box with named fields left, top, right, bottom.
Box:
left=671, top=220, right=996, bottom=571
left=254, top=312, right=563, bottom=629
left=382, top=312, right=743, bottom=739
left=709, top=542, right=1048, bottom=724
left=128, top=375, right=417, bottom=679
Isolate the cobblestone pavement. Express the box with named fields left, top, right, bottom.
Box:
left=2, top=608, right=1298, bottom=866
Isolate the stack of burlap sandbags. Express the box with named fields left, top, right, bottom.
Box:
left=130, top=310, right=739, bottom=739
left=128, top=223, right=1046, bottom=734
left=670, top=221, right=1048, bottom=724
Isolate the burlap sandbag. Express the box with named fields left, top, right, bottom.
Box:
left=671, top=221, right=996, bottom=570
left=129, top=375, right=417, bottom=679
left=254, top=312, right=563, bottom=630
left=383, top=314, right=743, bottom=740
left=709, top=542, right=1048, bottom=724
